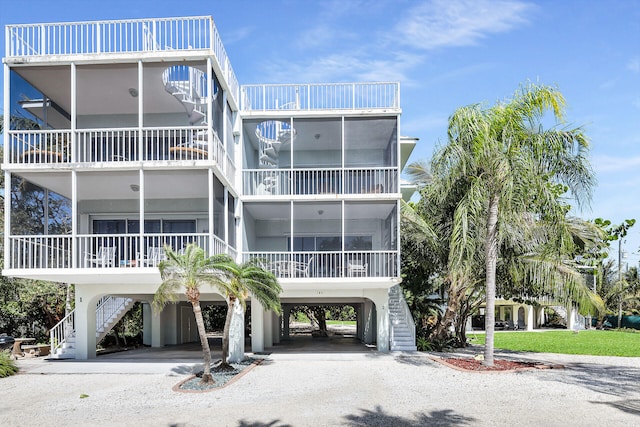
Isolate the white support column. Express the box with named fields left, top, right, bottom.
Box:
left=3, top=65, right=9, bottom=267
left=264, top=309, right=273, bottom=348
left=70, top=63, right=78, bottom=268
left=208, top=169, right=214, bottom=255
left=568, top=305, right=577, bottom=330
left=527, top=305, right=534, bottom=331
left=151, top=308, right=164, bottom=348
left=283, top=305, right=291, bottom=339
left=363, top=299, right=375, bottom=343
left=74, top=286, right=99, bottom=360
left=363, top=289, right=390, bottom=351
left=272, top=312, right=280, bottom=344
left=513, top=306, right=519, bottom=329
left=142, top=302, right=152, bottom=346
left=356, top=304, right=364, bottom=340
left=251, top=301, right=265, bottom=353
left=227, top=299, right=245, bottom=363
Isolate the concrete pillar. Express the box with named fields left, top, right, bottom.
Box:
left=568, top=306, right=577, bottom=330
left=264, top=309, right=273, bottom=348
left=363, top=299, right=375, bottom=344
left=251, top=301, right=265, bottom=353
left=74, top=286, right=99, bottom=360
left=364, top=289, right=390, bottom=352
left=356, top=304, right=364, bottom=340
left=283, top=305, right=291, bottom=339
left=272, top=312, right=280, bottom=344
left=228, top=299, right=245, bottom=363
left=151, top=307, right=164, bottom=348
left=513, top=305, right=519, bottom=329
left=527, top=305, right=534, bottom=331
left=142, top=302, right=152, bottom=346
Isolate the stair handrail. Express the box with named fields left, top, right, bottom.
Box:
left=390, top=285, right=416, bottom=346
left=50, top=309, right=75, bottom=355
left=96, top=296, right=131, bottom=331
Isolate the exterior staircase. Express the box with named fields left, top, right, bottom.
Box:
left=255, top=120, right=296, bottom=192
left=388, top=285, right=417, bottom=351
left=49, top=296, right=135, bottom=359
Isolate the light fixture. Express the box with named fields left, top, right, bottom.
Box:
left=128, top=88, right=139, bottom=98
left=130, top=184, right=140, bottom=192
left=314, top=133, right=321, bottom=140
left=318, top=209, right=324, bottom=215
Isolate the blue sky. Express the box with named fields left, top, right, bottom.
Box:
left=1, top=0, right=639, bottom=266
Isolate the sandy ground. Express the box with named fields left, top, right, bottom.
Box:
left=2, top=345, right=639, bottom=426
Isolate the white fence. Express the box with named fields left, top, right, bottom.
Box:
left=243, top=251, right=399, bottom=278
left=6, top=16, right=239, bottom=102
left=7, top=127, right=234, bottom=179
left=8, top=234, right=236, bottom=270
left=241, top=82, right=399, bottom=111
left=243, top=167, right=398, bottom=196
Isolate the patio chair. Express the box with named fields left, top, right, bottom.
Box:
left=85, top=246, right=116, bottom=268
left=291, top=256, right=314, bottom=278
left=138, top=247, right=166, bottom=267
left=347, top=260, right=368, bottom=277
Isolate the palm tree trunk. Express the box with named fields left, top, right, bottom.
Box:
left=220, top=295, right=236, bottom=369
left=483, top=194, right=499, bottom=366
left=191, top=300, right=214, bottom=384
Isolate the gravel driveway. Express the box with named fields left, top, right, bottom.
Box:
left=2, top=349, right=639, bottom=426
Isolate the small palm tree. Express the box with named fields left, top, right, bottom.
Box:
left=153, top=243, right=230, bottom=384
left=212, top=256, right=282, bottom=371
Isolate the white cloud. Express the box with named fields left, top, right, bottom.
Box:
left=593, top=155, right=640, bottom=173
left=401, top=113, right=448, bottom=135
left=221, top=26, right=254, bottom=45
left=628, top=57, right=640, bottom=73
left=395, top=0, right=534, bottom=50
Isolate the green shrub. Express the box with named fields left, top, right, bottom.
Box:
left=0, top=350, right=18, bottom=378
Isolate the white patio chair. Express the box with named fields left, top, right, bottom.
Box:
left=85, top=246, right=116, bottom=268
left=291, top=256, right=314, bottom=278
left=138, top=247, right=166, bottom=267
left=347, top=260, right=368, bottom=277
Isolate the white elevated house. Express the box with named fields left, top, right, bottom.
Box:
left=2, top=16, right=417, bottom=359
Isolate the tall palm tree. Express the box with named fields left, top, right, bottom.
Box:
left=153, top=243, right=231, bottom=384
left=429, top=83, right=597, bottom=365
left=212, top=256, right=282, bottom=370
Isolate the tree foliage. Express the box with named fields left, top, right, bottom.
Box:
left=402, top=83, right=602, bottom=365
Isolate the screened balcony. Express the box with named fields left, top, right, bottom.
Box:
left=242, top=201, right=399, bottom=279
left=6, top=172, right=237, bottom=271
left=242, top=116, right=398, bottom=197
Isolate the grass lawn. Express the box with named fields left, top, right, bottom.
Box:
left=467, top=330, right=640, bottom=357
left=326, top=320, right=357, bottom=326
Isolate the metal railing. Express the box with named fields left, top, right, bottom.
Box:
left=50, top=309, right=74, bottom=356
left=6, top=16, right=239, bottom=102
left=243, top=167, right=398, bottom=196
left=390, top=285, right=416, bottom=346
left=96, top=296, right=132, bottom=334
left=7, top=234, right=236, bottom=270
left=243, top=251, right=399, bottom=279
left=7, top=127, right=233, bottom=177
left=241, top=82, right=399, bottom=111
left=9, top=235, right=72, bottom=269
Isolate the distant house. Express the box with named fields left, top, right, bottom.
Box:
left=2, top=16, right=417, bottom=359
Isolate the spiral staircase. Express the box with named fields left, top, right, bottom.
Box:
left=255, top=120, right=296, bottom=192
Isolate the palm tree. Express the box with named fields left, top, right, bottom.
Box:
left=212, top=256, right=282, bottom=371
left=153, top=243, right=231, bottom=384
left=429, top=83, right=597, bottom=365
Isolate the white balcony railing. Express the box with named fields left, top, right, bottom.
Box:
left=7, top=234, right=236, bottom=270
left=240, top=82, right=399, bottom=112
left=7, top=127, right=234, bottom=179
left=243, top=167, right=398, bottom=196
left=243, top=251, right=399, bottom=279
left=6, top=16, right=239, bottom=102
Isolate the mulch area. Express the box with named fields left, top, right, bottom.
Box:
left=432, top=356, right=564, bottom=372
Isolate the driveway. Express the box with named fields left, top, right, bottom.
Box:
left=3, top=347, right=639, bottom=426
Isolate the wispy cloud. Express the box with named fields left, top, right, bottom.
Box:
left=395, top=0, right=534, bottom=50
left=402, top=113, right=449, bottom=135
left=593, top=155, right=640, bottom=173
left=628, top=57, right=640, bottom=73
left=221, top=26, right=254, bottom=45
